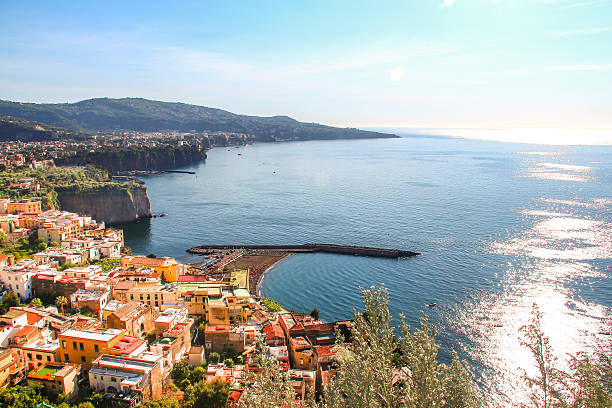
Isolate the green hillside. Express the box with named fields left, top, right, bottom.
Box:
left=0, top=97, right=396, bottom=141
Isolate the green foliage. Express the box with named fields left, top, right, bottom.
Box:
left=170, top=361, right=191, bottom=390
left=187, top=379, right=230, bottom=408
left=520, top=304, right=612, bottom=408
left=30, top=298, right=43, bottom=307
left=55, top=295, right=68, bottom=314
left=224, top=358, right=234, bottom=368
left=0, top=383, right=49, bottom=408
left=98, top=258, right=120, bottom=272
left=147, top=253, right=157, bottom=258
left=0, top=290, right=21, bottom=313
left=208, top=352, right=221, bottom=365
left=321, top=286, right=480, bottom=408
left=146, top=331, right=157, bottom=344
left=310, top=307, right=320, bottom=321
left=189, top=366, right=206, bottom=384
left=262, top=298, right=282, bottom=312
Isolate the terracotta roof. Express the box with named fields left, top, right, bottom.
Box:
left=127, top=256, right=175, bottom=266
left=15, top=325, right=39, bottom=338
left=110, top=302, right=143, bottom=322
left=178, top=275, right=208, bottom=283
left=114, top=280, right=136, bottom=290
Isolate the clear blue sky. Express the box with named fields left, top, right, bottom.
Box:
left=1, top=0, right=611, bottom=130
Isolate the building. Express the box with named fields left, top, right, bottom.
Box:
left=113, top=282, right=179, bottom=310
left=21, top=338, right=61, bottom=371
left=106, top=302, right=157, bottom=338
left=58, top=328, right=126, bottom=369
left=70, top=289, right=110, bottom=319
left=26, top=363, right=80, bottom=399
left=89, top=354, right=163, bottom=404
left=0, top=260, right=39, bottom=300
left=7, top=199, right=42, bottom=214
left=121, top=256, right=180, bottom=282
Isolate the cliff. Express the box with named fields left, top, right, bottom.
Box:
left=55, top=144, right=207, bottom=173
left=56, top=184, right=151, bottom=225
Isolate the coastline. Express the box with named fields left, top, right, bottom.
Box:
left=255, top=253, right=292, bottom=298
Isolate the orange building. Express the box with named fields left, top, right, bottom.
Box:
left=7, top=200, right=42, bottom=214
left=58, top=328, right=126, bottom=369
left=121, top=256, right=180, bottom=282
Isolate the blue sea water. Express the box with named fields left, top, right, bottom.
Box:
left=120, top=137, right=612, bottom=406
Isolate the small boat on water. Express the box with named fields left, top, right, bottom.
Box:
left=427, top=302, right=437, bottom=307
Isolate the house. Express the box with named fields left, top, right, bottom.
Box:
left=21, top=338, right=61, bottom=371
left=106, top=302, right=157, bottom=338
left=188, top=346, right=205, bottom=367
left=121, top=256, right=180, bottom=282
left=7, top=199, right=42, bottom=214
left=70, top=289, right=110, bottom=319
left=58, top=328, right=126, bottom=369
left=0, top=348, right=12, bottom=389
left=89, top=354, right=163, bottom=404
left=26, top=363, right=80, bottom=399
left=0, top=261, right=37, bottom=300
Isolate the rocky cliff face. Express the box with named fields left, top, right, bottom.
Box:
left=57, top=185, right=151, bottom=225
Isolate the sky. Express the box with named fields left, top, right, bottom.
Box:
left=1, top=0, right=612, bottom=134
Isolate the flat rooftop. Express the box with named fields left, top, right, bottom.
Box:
left=60, top=328, right=123, bottom=342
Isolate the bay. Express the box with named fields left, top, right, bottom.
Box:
left=120, top=136, right=612, bottom=406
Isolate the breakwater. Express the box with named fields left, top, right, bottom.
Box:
left=187, top=243, right=419, bottom=258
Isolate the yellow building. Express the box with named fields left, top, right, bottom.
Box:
left=0, top=349, right=12, bottom=389
left=121, top=256, right=180, bottom=282
left=7, top=200, right=42, bottom=214
left=58, top=328, right=126, bottom=369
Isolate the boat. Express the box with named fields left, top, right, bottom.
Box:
left=427, top=302, right=437, bottom=307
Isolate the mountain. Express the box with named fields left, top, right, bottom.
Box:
left=0, top=98, right=396, bottom=141
left=0, top=115, right=88, bottom=141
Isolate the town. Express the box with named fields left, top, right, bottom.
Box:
left=0, top=197, right=351, bottom=406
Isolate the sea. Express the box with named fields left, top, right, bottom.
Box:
left=119, top=135, right=612, bottom=407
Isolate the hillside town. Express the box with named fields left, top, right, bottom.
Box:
left=0, top=198, right=351, bottom=406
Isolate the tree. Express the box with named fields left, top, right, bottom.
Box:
left=519, top=306, right=611, bottom=408
left=0, top=384, right=49, bottom=408
left=189, top=366, right=206, bottom=384
left=519, top=304, right=566, bottom=408
left=310, top=307, right=320, bottom=321
left=188, top=379, right=230, bottom=408
left=209, top=352, right=221, bottom=365
left=0, top=290, right=21, bottom=314
left=236, top=342, right=308, bottom=408
left=170, top=361, right=192, bottom=390
left=30, top=298, right=43, bottom=307
left=322, top=286, right=480, bottom=408
left=224, top=358, right=234, bottom=368
left=55, top=295, right=68, bottom=315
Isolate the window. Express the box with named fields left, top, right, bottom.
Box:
left=79, top=343, right=84, bottom=351
left=130, top=294, right=134, bottom=300
left=47, top=356, right=51, bottom=361
left=94, top=345, right=99, bottom=353
left=64, top=354, right=69, bottom=362
left=27, top=353, right=32, bottom=359
left=111, top=377, right=117, bottom=382
left=72, top=342, right=77, bottom=350
left=36, top=354, right=42, bottom=360
left=62, top=340, right=67, bottom=348
left=80, top=356, right=85, bottom=362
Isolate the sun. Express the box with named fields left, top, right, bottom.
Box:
left=389, top=66, right=405, bottom=82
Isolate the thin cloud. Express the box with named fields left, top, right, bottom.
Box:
left=442, top=0, right=456, bottom=7
left=555, top=0, right=612, bottom=8
left=548, top=26, right=612, bottom=37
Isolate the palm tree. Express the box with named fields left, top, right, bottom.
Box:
left=55, top=296, right=67, bottom=315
